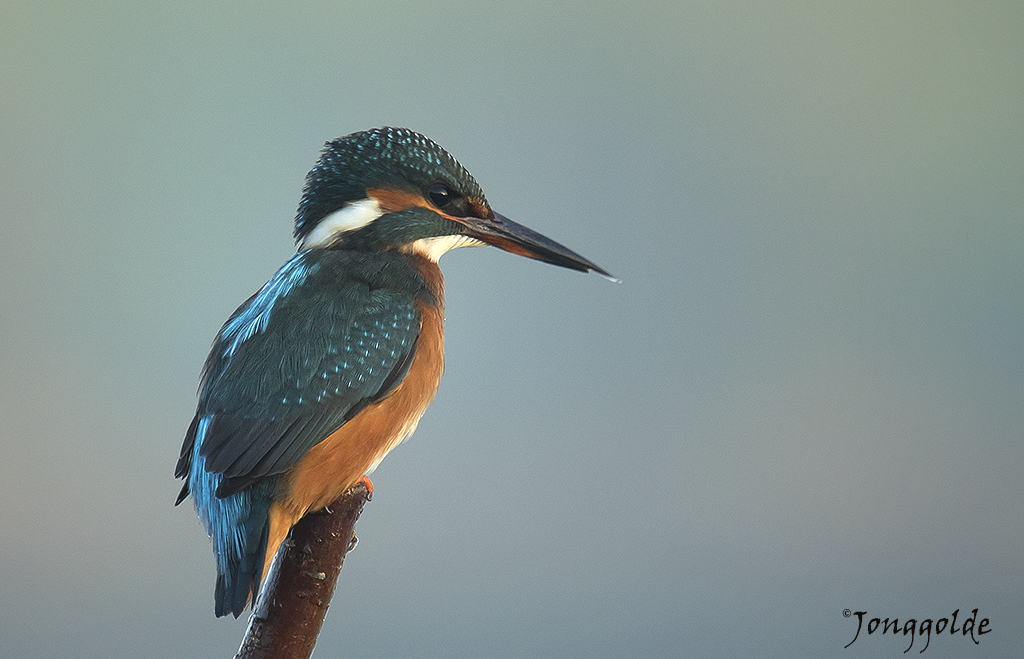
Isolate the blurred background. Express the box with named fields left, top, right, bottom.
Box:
left=1, top=2, right=1021, bottom=657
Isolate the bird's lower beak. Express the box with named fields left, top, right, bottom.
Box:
left=459, top=212, right=612, bottom=278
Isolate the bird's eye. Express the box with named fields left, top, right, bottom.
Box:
left=428, top=183, right=453, bottom=209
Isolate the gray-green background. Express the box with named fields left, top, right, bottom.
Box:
left=2, top=2, right=1021, bottom=657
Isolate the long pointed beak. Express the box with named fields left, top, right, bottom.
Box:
left=459, top=212, right=613, bottom=278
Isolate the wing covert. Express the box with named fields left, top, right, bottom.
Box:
left=176, top=252, right=423, bottom=498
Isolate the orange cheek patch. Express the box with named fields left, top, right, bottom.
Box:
left=367, top=186, right=432, bottom=213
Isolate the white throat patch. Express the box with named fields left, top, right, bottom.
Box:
left=299, top=198, right=384, bottom=250
left=405, top=234, right=487, bottom=262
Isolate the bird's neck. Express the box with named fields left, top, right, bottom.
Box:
left=400, top=251, right=446, bottom=312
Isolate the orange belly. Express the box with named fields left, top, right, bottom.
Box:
left=261, top=291, right=445, bottom=582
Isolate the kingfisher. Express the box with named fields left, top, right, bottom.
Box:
left=175, top=127, right=610, bottom=618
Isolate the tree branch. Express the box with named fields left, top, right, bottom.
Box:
left=234, top=480, right=372, bottom=659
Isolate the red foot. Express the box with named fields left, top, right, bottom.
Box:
left=356, top=475, right=374, bottom=496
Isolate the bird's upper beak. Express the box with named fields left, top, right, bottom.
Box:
left=457, top=212, right=613, bottom=278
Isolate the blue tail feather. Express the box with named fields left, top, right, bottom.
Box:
left=213, top=500, right=272, bottom=617
left=188, top=415, right=280, bottom=618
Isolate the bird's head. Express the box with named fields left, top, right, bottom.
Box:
left=293, top=127, right=610, bottom=277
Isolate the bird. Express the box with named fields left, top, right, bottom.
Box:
left=175, top=127, right=611, bottom=618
